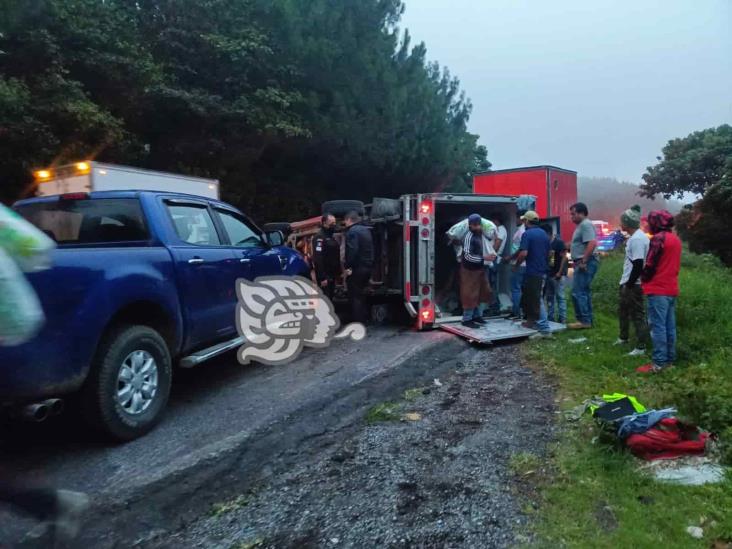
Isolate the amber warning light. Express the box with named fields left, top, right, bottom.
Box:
left=34, top=169, right=52, bottom=180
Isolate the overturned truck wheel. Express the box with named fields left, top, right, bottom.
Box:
left=370, top=303, right=391, bottom=326
left=322, top=200, right=365, bottom=217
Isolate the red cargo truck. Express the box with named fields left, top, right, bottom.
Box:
left=473, top=165, right=577, bottom=242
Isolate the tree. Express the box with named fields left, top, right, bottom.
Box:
left=640, top=124, right=732, bottom=199
left=641, top=124, right=732, bottom=265
left=0, top=0, right=489, bottom=223
left=675, top=180, right=732, bottom=266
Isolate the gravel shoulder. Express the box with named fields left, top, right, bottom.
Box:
left=151, top=344, right=556, bottom=549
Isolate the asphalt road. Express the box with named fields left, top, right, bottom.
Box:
left=0, top=326, right=453, bottom=546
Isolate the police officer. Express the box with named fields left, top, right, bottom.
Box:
left=343, top=210, right=374, bottom=324
left=312, top=213, right=341, bottom=301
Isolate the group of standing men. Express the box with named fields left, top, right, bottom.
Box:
left=310, top=211, right=374, bottom=325
left=617, top=207, right=682, bottom=373
left=455, top=205, right=578, bottom=334
left=455, top=201, right=681, bottom=373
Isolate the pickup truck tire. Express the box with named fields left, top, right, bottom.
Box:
left=81, top=325, right=172, bottom=441
left=321, top=200, right=365, bottom=217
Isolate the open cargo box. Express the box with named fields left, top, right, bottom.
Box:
left=286, top=193, right=564, bottom=343
left=401, top=193, right=564, bottom=344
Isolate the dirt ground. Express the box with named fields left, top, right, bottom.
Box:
left=150, top=344, right=556, bottom=549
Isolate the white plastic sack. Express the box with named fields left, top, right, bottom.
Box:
left=0, top=203, right=56, bottom=272
left=446, top=218, right=496, bottom=242
left=0, top=247, right=45, bottom=346
left=447, top=218, right=497, bottom=263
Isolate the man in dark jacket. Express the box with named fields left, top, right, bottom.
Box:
left=344, top=210, right=374, bottom=324
left=312, top=213, right=341, bottom=301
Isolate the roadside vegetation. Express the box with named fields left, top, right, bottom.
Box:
left=526, top=251, right=732, bottom=547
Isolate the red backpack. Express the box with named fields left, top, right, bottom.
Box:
left=625, top=418, right=709, bottom=460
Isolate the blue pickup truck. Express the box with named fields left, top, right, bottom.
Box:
left=1, top=190, right=308, bottom=440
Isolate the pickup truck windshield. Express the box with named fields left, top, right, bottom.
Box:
left=16, top=198, right=148, bottom=245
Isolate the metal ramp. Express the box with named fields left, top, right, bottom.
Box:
left=439, top=317, right=566, bottom=344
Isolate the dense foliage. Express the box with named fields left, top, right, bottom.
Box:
left=675, top=180, right=732, bottom=266
left=0, top=0, right=488, bottom=220
left=640, top=124, right=732, bottom=199
left=640, top=124, right=732, bottom=266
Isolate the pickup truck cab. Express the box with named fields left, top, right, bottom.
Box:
left=2, top=190, right=308, bottom=439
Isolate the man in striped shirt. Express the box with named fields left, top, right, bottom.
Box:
left=460, top=214, right=495, bottom=327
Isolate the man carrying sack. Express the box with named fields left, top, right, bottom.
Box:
left=460, top=214, right=495, bottom=328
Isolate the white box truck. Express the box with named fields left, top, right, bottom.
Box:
left=33, top=161, right=220, bottom=199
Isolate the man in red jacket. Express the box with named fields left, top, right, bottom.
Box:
left=636, top=210, right=682, bottom=373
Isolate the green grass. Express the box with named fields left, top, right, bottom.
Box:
left=525, top=251, right=732, bottom=548
left=210, top=494, right=250, bottom=517
left=509, top=451, right=541, bottom=477
left=364, top=401, right=402, bottom=423
left=403, top=387, right=427, bottom=401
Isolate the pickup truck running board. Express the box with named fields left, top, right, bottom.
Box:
left=180, top=336, right=245, bottom=368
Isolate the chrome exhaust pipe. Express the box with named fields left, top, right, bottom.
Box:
left=42, top=398, right=64, bottom=416
left=21, top=403, right=50, bottom=422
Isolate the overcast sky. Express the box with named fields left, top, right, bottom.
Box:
left=401, top=0, right=732, bottom=184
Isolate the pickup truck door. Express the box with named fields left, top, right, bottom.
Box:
left=165, top=200, right=245, bottom=346
left=213, top=207, right=287, bottom=278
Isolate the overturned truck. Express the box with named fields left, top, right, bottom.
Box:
left=288, top=193, right=558, bottom=344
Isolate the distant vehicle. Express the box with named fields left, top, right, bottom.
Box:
left=2, top=189, right=307, bottom=440
left=592, top=220, right=611, bottom=237
left=596, top=229, right=625, bottom=252
left=33, top=161, right=220, bottom=200
left=473, top=165, right=578, bottom=243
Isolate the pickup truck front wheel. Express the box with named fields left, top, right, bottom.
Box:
left=82, top=325, right=172, bottom=441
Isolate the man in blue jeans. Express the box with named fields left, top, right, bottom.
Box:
left=637, top=210, right=682, bottom=373
left=514, top=211, right=551, bottom=336
left=508, top=212, right=526, bottom=319
left=568, top=202, right=598, bottom=329
left=542, top=224, right=568, bottom=324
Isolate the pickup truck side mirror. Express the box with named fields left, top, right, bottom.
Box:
left=265, top=230, right=285, bottom=247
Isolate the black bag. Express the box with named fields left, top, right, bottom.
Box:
left=593, top=397, right=636, bottom=422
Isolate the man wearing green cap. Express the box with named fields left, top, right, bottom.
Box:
left=615, top=205, right=650, bottom=356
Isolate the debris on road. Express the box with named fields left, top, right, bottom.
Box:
left=686, top=526, right=704, bottom=539
left=402, top=412, right=422, bottom=421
